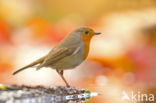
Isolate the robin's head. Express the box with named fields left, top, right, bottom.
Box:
left=73, top=27, right=101, bottom=42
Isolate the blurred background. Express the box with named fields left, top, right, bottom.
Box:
left=0, top=0, right=156, bottom=103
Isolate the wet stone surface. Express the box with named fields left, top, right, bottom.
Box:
left=0, top=84, right=98, bottom=103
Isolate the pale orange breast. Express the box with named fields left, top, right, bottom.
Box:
left=83, top=41, right=90, bottom=59
left=80, top=36, right=91, bottom=60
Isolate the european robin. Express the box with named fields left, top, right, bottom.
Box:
left=13, top=27, right=101, bottom=87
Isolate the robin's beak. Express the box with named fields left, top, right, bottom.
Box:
left=94, top=32, right=101, bottom=35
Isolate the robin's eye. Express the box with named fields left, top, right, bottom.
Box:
left=85, top=31, right=89, bottom=34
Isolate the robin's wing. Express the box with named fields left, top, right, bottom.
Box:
left=36, top=44, right=82, bottom=70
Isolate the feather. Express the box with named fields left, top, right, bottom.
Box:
left=13, top=56, right=46, bottom=75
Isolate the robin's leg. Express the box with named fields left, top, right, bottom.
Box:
left=56, top=69, right=70, bottom=87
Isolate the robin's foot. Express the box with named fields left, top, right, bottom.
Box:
left=66, top=84, right=70, bottom=88
left=60, top=75, right=71, bottom=88
left=56, top=69, right=71, bottom=88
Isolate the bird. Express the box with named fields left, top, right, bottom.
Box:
left=13, top=27, right=101, bottom=87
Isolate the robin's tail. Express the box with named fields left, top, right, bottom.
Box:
left=13, top=56, right=46, bottom=75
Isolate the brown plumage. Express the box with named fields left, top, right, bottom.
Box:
left=13, top=56, right=46, bottom=75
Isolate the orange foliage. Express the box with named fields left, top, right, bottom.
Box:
left=0, top=20, right=12, bottom=44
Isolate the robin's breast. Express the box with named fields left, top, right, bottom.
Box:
left=82, top=41, right=90, bottom=60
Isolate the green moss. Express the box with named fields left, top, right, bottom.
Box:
left=85, top=89, right=91, bottom=93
